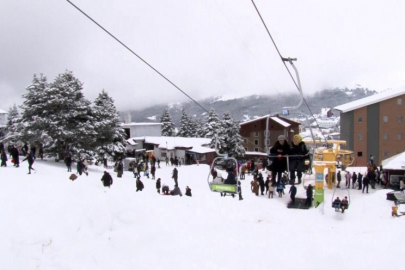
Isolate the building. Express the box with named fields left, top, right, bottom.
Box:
left=126, top=136, right=216, bottom=165
left=122, top=122, right=162, bottom=138
left=240, top=115, right=301, bottom=155
left=335, top=87, right=405, bottom=167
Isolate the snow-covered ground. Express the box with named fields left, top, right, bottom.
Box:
left=0, top=158, right=404, bottom=270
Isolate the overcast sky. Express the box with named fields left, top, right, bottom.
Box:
left=1, top=0, right=405, bottom=112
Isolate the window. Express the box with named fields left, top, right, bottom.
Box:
left=384, top=151, right=389, bottom=157
left=254, top=124, right=257, bottom=128
left=254, top=139, right=259, bottom=145
left=398, top=116, right=403, bottom=122
left=358, top=134, right=363, bottom=140
left=398, top=134, right=403, bottom=140
left=383, top=116, right=389, bottom=122
left=254, top=148, right=259, bottom=152
left=398, top=98, right=403, bottom=105
left=358, top=117, right=363, bottom=123
left=357, top=152, right=363, bottom=157
left=383, top=134, right=388, bottom=140
left=253, top=131, right=259, bottom=137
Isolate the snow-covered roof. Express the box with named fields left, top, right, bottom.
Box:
left=270, top=117, right=290, bottom=127
left=382, top=151, right=405, bottom=170
left=0, top=109, right=7, bottom=114
left=128, top=136, right=213, bottom=152
left=334, top=86, right=405, bottom=113
left=122, top=122, right=162, bottom=127
left=240, top=115, right=293, bottom=127
left=126, top=138, right=139, bottom=146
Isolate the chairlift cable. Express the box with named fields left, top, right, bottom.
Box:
left=65, top=0, right=210, bottom=114
left=250, top=0, right=329, bottom=142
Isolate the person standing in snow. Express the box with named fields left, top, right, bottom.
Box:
left=116, top=159, right=124, bottom=178
left=64, top=153, right=72, bottom=172
left=362, top=176, right=369, bottom=193
left=289, top=183, right=297, bottom=205
left=1, top=149, right=7, bottom=167
left=305, top=184, right=313, bottom=207
left=352, top=172, right=357, bottom=189
left=185, top=186, right=192, bottom=197
left=151, top=164, right=156, bottom=180
left=357, top=172, right=363, bottom=190
left=22, top=153, right=35, bottom=174
left=172, top=167, right=178, bottom=186
left=101, top=171, right=113, bottom=188
left=238, top=181, right=243, bottom=200
left=11, top=146, right=20, bottom=168
left=156, top=178, right=162, bottom=194
left=136, top=177, right=144, bottom=192
left=345, top=171, right=351, bottom=189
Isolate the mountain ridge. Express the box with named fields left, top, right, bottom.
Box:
left=122, top=87, right=377, bottom=125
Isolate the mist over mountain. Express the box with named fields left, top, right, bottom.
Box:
left=121, top=87, right=377, bottom=125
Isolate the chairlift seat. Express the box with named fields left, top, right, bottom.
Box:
left=209, top=183, right=238, bottom=194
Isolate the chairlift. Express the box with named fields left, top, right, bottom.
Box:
left=207, top=134, right=239, bottom=196
left=208, top=156, right=239, bottom=195
left=331, top=186, right=351, bottom=213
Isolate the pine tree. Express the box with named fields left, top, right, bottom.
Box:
left=177, top=109, right=191, bottom=137
left=2, top=104, right=21, bottom=144
left=93, top=90, right=126, bottom=160
left=20, top=71, right=97, bottom=159
left=195, top=118, right=206, bottom=138
left=160, top=109, right=176, bottom=136
left=227, top=120, right=246, bottom=158
left=205, top=109, right=224, bottom=149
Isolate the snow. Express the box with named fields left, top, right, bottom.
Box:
left=146, top=116, right=157, bottom=121
left=1, top=159, right=404, bottom=269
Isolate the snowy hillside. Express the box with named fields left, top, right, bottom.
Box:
left=0, top=159, right=403, bottom=269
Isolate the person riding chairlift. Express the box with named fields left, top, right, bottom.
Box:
left=333, top=197, right=341, bottom=211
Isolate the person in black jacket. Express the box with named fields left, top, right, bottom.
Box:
left=269, top=135, right=290, bottom=185
left=156, top=178, right=162, bottom=193
left=0, top=149, right=7, bottom=167
left=305, top=184, right=313, bottom=207
left=357, top=173, right=363, bottom=190
left=185, top=186, right=192, bottom=197
left=64, top=154, right=72, bottom=172
left=11, top=146, right=19, bottom=168
left=22, top=153, right=35, bottom=174
left=362, top=176, right=369, bottom=193
left=101, top=171, right=113, bottom=187
left=258, top=172, right=265, bottom=195
left=352, top=172, right=357, bottom=189
left=136, top=177, right=144, bottom=192
left=289, top=134, right=309, bottom=185
left=172, top=168, right=178, bottom=186
left=289, top=183, right=297, bottom=205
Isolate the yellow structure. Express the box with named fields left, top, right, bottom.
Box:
left=304, top=140, right=354, bottom=190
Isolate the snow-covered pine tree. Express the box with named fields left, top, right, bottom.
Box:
left=2, top=104, right=21, bottom=143
left=21, top=71, right=97, bottom=159
left=188, top=116, right=198, bottom=138
left=177, top=109, right=191, bottom=137
left=18, top=74, right=51, bottom=145
left=195, top=118, right=206, bottom=138
left=205, top=109, right=224, bottom=150
left=160, top=109, right=176, bottom=136
left=92, top=90, right=126, bottom=160
left=227, top=120, right=246, bottom=158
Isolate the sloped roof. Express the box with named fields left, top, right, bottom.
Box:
left=334, top=86, right=405, bottom=113
left=128, top=136, right=213, bottom=153
left=382, top=151, right=405, bottom=170
left=0, top=109, right=8, bottom=114
left=240, top=115, right=296, bottom=127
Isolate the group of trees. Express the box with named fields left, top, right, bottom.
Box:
left=160, top=108, right=245, bottom=158
left=1, top=70, right=245, bottom=160
left=1, top=71, right=126, bottom=160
